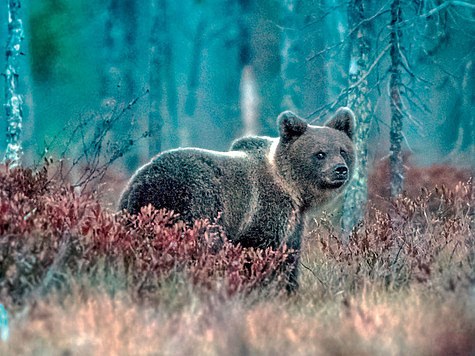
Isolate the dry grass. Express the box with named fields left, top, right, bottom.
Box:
left=0, top=163, right=474, bottom=355
left=2, top=277, right=473, bottom=355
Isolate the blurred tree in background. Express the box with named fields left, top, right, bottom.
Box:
left=1, top=0, right=473, bottom=188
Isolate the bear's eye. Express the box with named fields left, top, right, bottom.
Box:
left=315, top=151, right=326, bottom=160
left=340, top=149, right=346, bottom=156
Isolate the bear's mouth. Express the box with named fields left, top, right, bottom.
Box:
left=322, top=179, right=346, bottom=189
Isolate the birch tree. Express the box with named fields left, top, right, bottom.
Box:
left=4, top=0, right=24, bottom=168
left=341, top=0, right=374, bottom=232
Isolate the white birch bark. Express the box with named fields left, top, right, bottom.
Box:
left=342, top=0, right=373, bottom=233
left=4, top=0, right=24, bottom=168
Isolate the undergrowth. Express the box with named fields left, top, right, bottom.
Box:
left=314, top=179, right=473, bottom=291
left=0, top=164, right=293, bottom=308
left=0, top=161, right=473, bottom=355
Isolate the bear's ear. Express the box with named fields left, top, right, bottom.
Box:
left=278, top=111, right=307, bottom=143
left=325, top=107, right=354, bottom=140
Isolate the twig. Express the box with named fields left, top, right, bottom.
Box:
left=421, top=1, right=475, bottom=18
left=300, top=261, right=325, bottom=286
left=306, top=1, right=391, bottom=62
left=306, top=44, right=390, bottom=121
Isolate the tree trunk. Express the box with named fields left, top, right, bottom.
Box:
left=323, top=0, right=347, bottom=101
left=149, top=0, right=178, bottom=152
left=240, top=66, right=259, bottom=136
left=102, top=0, right=138, bottom=102
left=4, top=0, right=24, bottom=168
left=102, top=0, right=142, bottom=171
left=237, top=0, right=259, bottom=136
left=238, top=0, right=252, bottom=69
left=342, top=0, right=373, bottom=233
left=148, top=0, right=163, bottom=155
left=253, top=0, right=282, bottom=137
left=184, top=20, right=205, bottom=119
left=102, top=0, right=120, bottom=99
left=164, top=27, right=178, bottom=150
left=280, top=0, right=300, bottom=112
left=389, top=0, right=403, bottom=197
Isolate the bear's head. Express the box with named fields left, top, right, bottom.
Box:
left=273, top=107, right=355, bottom=210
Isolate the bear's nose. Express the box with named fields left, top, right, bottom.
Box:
left=334, top=164, right=348, bottom=179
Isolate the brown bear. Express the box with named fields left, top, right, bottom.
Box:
left=119, top=108, right=355, bottom=290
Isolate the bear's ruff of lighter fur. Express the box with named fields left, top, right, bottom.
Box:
left=267, top=137, right=304, bottom=208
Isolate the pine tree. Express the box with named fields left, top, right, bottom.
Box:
left=389, top=0, right=404, bottom=197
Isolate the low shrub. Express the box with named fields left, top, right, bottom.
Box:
left=368, top=154, right=473, bottom=211
left=0, top=164, right=294, bottom=306
left=315, top=167, right=473, bottom=290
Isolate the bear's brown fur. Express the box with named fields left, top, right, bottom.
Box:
left=119, top=108, right=355, bottom=290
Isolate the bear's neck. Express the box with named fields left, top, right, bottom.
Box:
left=267, top=139, right=306, bottom=211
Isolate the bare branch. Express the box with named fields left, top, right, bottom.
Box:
left=421, top=1, right=475, bottom=18
left=401, top=83, right=433, bottom=114
left=351, top=44, right=391, bottom=89
left=307, top=44, right=391, bottom=122
left=301, top=2, right=349, bottom=30
left=306, top=1, right=391, bottom=62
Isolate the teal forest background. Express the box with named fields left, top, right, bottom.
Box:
left=0, top=2, right=474, bottom=355
left=0, top=0, right=473, bottom=173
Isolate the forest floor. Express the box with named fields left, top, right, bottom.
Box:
left=0, top=162, right=473, bottom=356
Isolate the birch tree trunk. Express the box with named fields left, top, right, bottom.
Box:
left=342, top=0, right=373, bottom=233
left=240, top=66, right=259, bottom=136
left=389, top=0, right=404, bottom=197
left=4, top=0, right=24, bottom=168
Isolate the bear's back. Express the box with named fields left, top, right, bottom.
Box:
left=229, top=136, right=274, bottom=159
left=119, top=148, right=257, bottom=226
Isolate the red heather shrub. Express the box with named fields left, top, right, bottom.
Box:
left=368, top=154, right=473, bottom=212
left=111, top=205, right=294, bottom=297
left=316, top=171, right=473, bottom=288
left=0, top=165, right=294, bottom=304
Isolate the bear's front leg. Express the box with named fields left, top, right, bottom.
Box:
left=285, top=252, right=301, bottom=293
left=283, top=222, right=303, bottom=293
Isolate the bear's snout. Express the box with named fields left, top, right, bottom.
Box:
left=332, top=164, right=348, bottom=181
